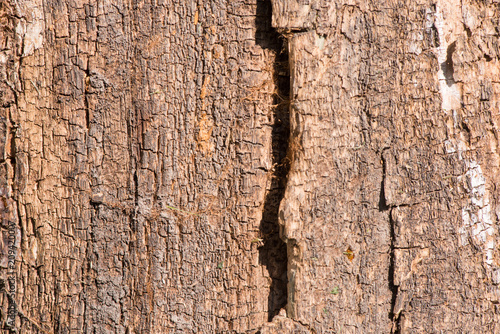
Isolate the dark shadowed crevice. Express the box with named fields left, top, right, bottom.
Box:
left=380, top=151, right=400, bottom=333
left=84, top=60, right=91, bottom=131
left=255, top=0, right=290, bottom=322
left=379, top=150, right=400, bottom=331
left=463, top=23, right=472, bottom=39
left=388, top=209, right=401, bottom=334
left=379, top=150, right=389, bottom=212
left=441, top=41, right=456, bottom=87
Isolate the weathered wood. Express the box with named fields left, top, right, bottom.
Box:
left=1, top=0, right=499, bottom=333
left=273, top=0, right=500, bottom=332
left=0, top=0, right=288, bottom=332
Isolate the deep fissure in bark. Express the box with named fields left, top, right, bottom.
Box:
left=379, top=150, right=389, bottom=212
left=388, top=209, right=401, bottom=334
left=380, top=150, right=400, bottom=332
left=381, top=151, right=400, bottom=333
left=255, top=0, right=290, bottom=321
left=84, top=61, right=91, bottom=131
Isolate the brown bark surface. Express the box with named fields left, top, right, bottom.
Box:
left=1, top=0, right=288, bottom=332
left=271, top=0, right=500, bottom=333
left=0, top=0, right=499, bottom=333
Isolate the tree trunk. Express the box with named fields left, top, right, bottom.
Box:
left=1, top=0, right=499, bottom=333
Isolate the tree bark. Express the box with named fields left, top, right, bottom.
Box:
left=1, top=0, right=499, bottom=333
left=267, top=1, right=500, bottom=333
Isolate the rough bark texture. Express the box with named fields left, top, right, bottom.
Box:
left=272, top=0, right=500, bottom=333
left=0, top=0, right=499, bottom=333
left=1, top=0, right=288, bottom=332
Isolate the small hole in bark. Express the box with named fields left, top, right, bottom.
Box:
left=441, top=41, right=456, bottom=87
left=256, top=0, right=290, bottom=322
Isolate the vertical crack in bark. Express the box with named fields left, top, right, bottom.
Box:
left=389, top=209, right=401, bottom=334
left=255, top=0, right=290, bottom=322
left=84, top=59, right=91, bottom=131
left=380, top=150, right=401, bottom=333
left=126, top=41, right=140, bottom=231
left=379, top=149, right=389, bottom=212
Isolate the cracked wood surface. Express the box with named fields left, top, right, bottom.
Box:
left=273, top=0, right=500, bottom=333
left=1, top=0, right=500, bottom=333
left=1, top=0, right=287, bottom=332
